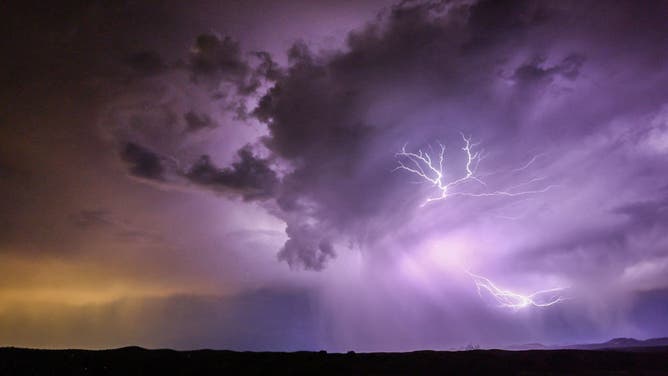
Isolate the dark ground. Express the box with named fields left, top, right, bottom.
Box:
left=2, top=346, right=668, bottom=375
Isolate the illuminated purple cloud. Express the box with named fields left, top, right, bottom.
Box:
left=2, top=0, right=668, bottom=351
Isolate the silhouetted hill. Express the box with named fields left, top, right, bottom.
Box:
left=505, top=337, right=668, bottom=351
left=2, top=345, right=668, bottom=375
left=562, top=337, right=668, bottom=351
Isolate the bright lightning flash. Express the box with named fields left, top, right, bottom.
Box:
left=395, top=134, right=567, bottom=309
left=394, top=133, right=556, bottom=207
left=467, top=271, right=566, bottom=309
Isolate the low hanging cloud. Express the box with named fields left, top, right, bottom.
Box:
left=120, top=142, right=168, bottom=181
left=119, top=138, right=278, bottom=202
left=185, top=146, right=278, bottom=201
left=277, top=223, right=335, bottom=271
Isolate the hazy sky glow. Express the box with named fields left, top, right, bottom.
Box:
left=2, top=0, right=668, bottom=351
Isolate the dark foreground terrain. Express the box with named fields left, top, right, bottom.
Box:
left=2, top=346, right=668, bottom=375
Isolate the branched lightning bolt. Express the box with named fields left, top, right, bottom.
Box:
left=395, top=134, right=567, bottom=309
left=394, top=133, right=557, bottom=207
left=467, top=271, right=567, bottom=309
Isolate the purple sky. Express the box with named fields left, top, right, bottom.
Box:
left=2, top=0, right=668, bottom=351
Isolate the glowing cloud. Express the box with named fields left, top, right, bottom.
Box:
left=395, top=134, right=567, bottom=309
left=394, top=133, right=557, bottom=207
left=467, top=271, right=567, bottom=309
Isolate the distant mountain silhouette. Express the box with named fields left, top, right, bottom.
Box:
left=505, top=337, right=668, bottom=351
left=2, top=344, right=668, bottom=375
left=567, top=337, right=668, bottom=350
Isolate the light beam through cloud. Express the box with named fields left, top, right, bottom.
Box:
left=395, top=134, right=567, bottom=309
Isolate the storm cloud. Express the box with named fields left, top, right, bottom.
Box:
left=109, top=0, right=668, bottom=275
left=121, top=142, right=168, bottom=181
left=4, top=0, right=668, bottom=351
left=186, top=146, right=278, bottom=201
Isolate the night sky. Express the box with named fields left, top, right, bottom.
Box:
left=2, top=0, right=668, bottom=351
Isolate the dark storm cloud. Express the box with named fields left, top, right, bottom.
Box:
left=512, top=54, right=585, bottom=86
left=186, top=146, right=278, bottom=201
left=277, top=224, right=335, bottom=271
left=252, top=51, right=283, bottom=82
left=245, top=0, right=569, bottom=269
left=189, top=33, right=259, bottom=94
left=120, top=142, right=167, bottom=181
left=118, top=139, right=278, bottom=201
left=108, top=0, right=668, bottom=275
left=190, top=34, right=247, bottom=78
left=183, top=111, right=217, bottom=132
left=249, top=29, right=459, bottom=268
left=248, top=0, right=668, bottom=271
left=464, top=0, right=550, bottom=50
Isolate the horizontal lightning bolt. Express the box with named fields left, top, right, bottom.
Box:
left=467, top=271, right=567, bottom=309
